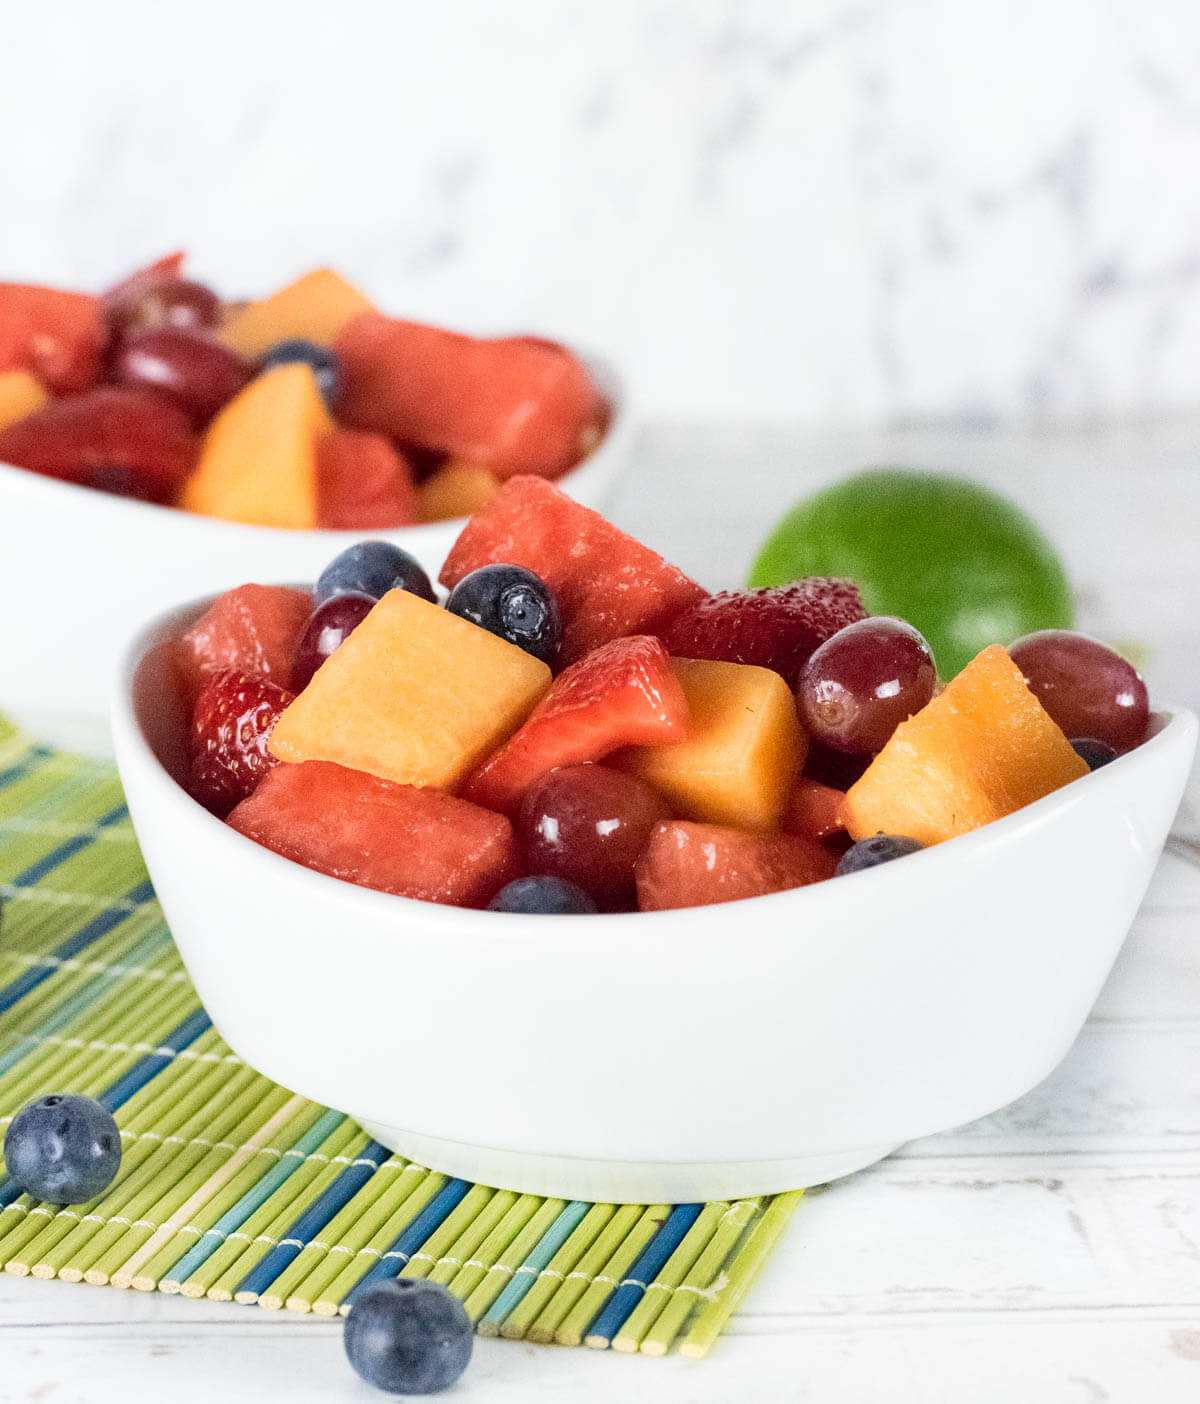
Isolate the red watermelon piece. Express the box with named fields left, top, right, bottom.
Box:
left=440, top=476, right=709, bottom=663
left=780, top=778, right=847, bottom=845
left=336, top=314, right=604, bottom=478
left=461, top=635, right=688, bottom=814
left=177, top=584, right=313, bottom=705
left=0, top=387, right=196, bottom=503
left=227, top=759, right=519, bottom=906
left=316, top=428, right=417, bottom=529
left=636, top=821, right=837, bottom=911
left=0, top=284, right=105, bottom=393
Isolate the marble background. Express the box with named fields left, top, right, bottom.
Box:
left=1, top=0, right=1197, bottom=424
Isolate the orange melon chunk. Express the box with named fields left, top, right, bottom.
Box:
left=615, top=658, right=806, bottom=832
left=417, top=460, right=500, bottom=522
left=220, top=268, right=375, bottom=360
left=842, top=644, right=1089, bottom=847
left=269, top=588, right=551, bottom=790
left=0, top=369, right=48, bottom=432
left=179, top=364, right=330, bottom=528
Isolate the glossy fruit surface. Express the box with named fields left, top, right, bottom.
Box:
left=796, top=617, right=936, bottom=754
left=3, top=1095, right=121, bottom=1204
left=1009, top=630, right=1149, bottom=754
left=291, top=592, right=376, bottom=692
left=107, top=277, right=221, bottom=339
left=261, top=338, right=340, bottom=405
left=316, top=540, right=435, bottom=605
left=750, top=469, right=1074, bottom=680
left=488, top=875, right=599, bottom=914
left=518, top=765, right=669, bottom=903
left=446, top=563, right=561, bottom=665
left=344, top=1279, right=473, bottom=1394
left=836, top=834, right=924, bottom=876
left=1071, top=737, right=1119, bottom=770
left=177, top=584, right=314, bottom=702
left=658, top=579, right=867, bottom=690
left=111, top=329, right=250, bottom=423
left=189, top=669, right=294, bottom=816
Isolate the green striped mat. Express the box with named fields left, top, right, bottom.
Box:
left=0, top=717, right=802, bottom=1356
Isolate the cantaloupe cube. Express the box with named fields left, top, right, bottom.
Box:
left=417, top=460, right=500, bottom=522
left=269, top=588, right=551, bottom=790
left=842, top=644, right=1089, bottom=847
left=614, top=658, right=806, bottom=831
left=220, top=269, right=375, bottom=360
left=179, top=364, right=330, bottom=528
left=0, top=369, right=48, bottom=432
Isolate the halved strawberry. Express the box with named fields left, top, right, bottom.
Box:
left=0, top=284, right=105, bottom=393
left=657, top=580, right=867, bottom=689
left=0, top=387, right=196, bottom=503
left=636, top=821, right=837, bottom=911
left=461, top=635, right=687, bottom=814
left=227, top=759, right=519, bottom=906
left=176, top=584, right=314, bottom=705
left=189, top=669, right=294, bottom=816
left=781, top=778, right=847, bottom=844
left=316, top=428, right=417, bottom=529
left=440, top=475, right=708, bottom=664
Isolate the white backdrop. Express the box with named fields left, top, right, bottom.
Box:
left=1, top=0, right=1197, bottom=423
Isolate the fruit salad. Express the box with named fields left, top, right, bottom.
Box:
left=0, top=256, right=608, bottom=528
left=173, top=477, right=1153, bottom=915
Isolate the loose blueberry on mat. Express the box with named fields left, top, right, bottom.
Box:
left=3, top=1095, right=122, bottom=1204
left=344, top=1278, right=473, bottom=1395
left=488, top=875, right=598, bottom=914
left=446, top=563, right=562, bottom=665
left=316, top=541, right=436, bottom=606
left=260, top=337, right=341, bottom=405
left=1071, top=737, right=1119, bottom=770
left=836, top=834, right=924, bottom=877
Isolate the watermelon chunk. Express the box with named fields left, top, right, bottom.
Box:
left=177, top=584, right=313, bottom=704
left=781, top=777, right=847, bottom=844
left=461, top=635, right=687, bottom=814
left=227, top=759, right=519, bottom=906
left=440, top=476, right=709, bottom=663
left=337, top=315, right=604, bottom=478
left=636, top=821, right=837, bottom=911
left=316, top=428, right=417, bottom=529
left=0, top=284, right=104, bottom=393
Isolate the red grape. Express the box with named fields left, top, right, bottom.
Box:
left=796, top=617, right=936, bottom=754
left=1009, top=630, right=1149, bottom=753
left=518, top=764, right=670, bottom=904
left=107, top=278, right=221, bottom=338
left=291, top=592, right=376, bottom=692
left=111, top=329, right=251, bottom=424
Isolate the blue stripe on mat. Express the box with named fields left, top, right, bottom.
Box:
left=10, top=804, right=129, bottom=888
left=481, top=1199, right=591, bottom=1330
left=583, top=1203, right=703, bottom=1347
left=0, top=879, right=157, bottom=1016
left=234, top=1142, right=393, bottom=1301
left=340, top=1177, right=473, bottom=1309
left=0, top=745, right=52, bottom=790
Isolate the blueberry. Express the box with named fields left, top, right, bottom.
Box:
left=316, top=541, right=436, bottom=606
left=3, top=1095, right=122, bottom=1204
left=260, top=338, right=340, bottom=406
left=445, top=564, right=561, bottom=665
left=488, top=876, right=597, bottom=914
left=344, top=1278, right=473, bottom=1395
left=836, top=834, right=924, bottom=877
left=1071, top=737, right=1118, bottom=770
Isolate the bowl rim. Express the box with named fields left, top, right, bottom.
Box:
left=112, top=593, right=1199, bottom=934
left=0, top=343, right=629, bottom=542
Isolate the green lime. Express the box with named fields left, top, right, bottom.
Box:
left=749, top=468, right=1074, bottom=680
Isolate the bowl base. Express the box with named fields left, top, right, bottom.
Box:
left=357, top=1121, right=899, bottom=1203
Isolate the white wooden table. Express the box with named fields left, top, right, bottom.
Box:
left=3, top=421, right=1198, bottom=1403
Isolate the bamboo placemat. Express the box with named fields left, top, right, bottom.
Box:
left=0, top=717, right=802, bottom=1356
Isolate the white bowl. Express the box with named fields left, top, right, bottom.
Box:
left=3, top=353, right=631, bottom=753
left=111, top=597, right=1198, bottom=1202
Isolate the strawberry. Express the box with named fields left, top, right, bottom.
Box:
left=461, top=635, right=688, bottom=814
left=316, top=428, right=417, bottom=529
left=657, top=580, right=867, bottom=689
left=636, top=821, right=838, bottom=911
left=189, top=669, right=294, bottom=816
left=0, top=387, right=196, bottom=503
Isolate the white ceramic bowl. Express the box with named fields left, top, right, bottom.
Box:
left=111, top=596, right=1198, bottom=1202
left=3, top=353, right=630, bottom=752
